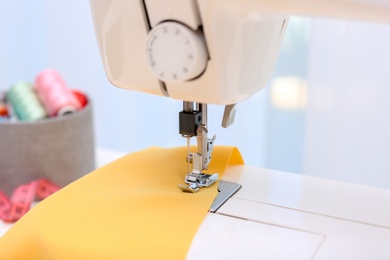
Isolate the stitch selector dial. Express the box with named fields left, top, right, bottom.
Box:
left=145, top=22, right=208, bottom=83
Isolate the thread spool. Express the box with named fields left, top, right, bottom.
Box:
left=35, top=69, right=81, bottom=117
left=0, top=104, right=8, bottom=117
left=6, top=82, right=47, bottom=121
left=1, top=92, right=9, bottom=121
left=0, top=92, right=8, bottom=117
left=72, top=90, right=88, bottom=108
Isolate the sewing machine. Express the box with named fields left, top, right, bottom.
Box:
left=90, top=0, right=390, bottom=258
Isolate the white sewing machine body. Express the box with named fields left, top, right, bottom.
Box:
left=88, top=0, right=390, bottom=258
left=90, top=0, right=390, bottom=105
left=90, top=0, right=288, bottom=104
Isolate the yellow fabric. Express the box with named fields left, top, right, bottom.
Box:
left=0, top=146, right=243, bottom=259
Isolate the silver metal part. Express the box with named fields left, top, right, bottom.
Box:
left=185, top=172, right=218, bottom=187
left=179, top=102, right=218, bottom=192
left=179, top=182, right=199, bottom=193
left=179, top=173, right=219, bottom=193
left=222, top=104, right=236, bottom=128
left=210, top=180, right=242, bottom=213
left=183, top=101, right=194, bottom=113
left=198, top=103, right=207, bottom=125
left=196, top=125, right=216, bottom=170
left=186, top=137, right=191, bottom=173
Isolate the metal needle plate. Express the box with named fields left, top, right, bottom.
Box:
left=210, top=180, right=241, bottom=213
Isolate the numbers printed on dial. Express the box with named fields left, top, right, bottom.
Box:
left=145, top=22, right=208, bottom=83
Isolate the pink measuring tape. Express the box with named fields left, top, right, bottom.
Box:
left=0, top=179, right=60, bottom=223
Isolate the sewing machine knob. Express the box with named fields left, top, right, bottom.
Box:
left=145, top=22, right=208, bottom=83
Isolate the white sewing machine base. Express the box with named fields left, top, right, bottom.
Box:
left=189, top=165, right=390, bottom=259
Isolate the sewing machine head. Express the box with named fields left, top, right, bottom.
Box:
left=89, top=0, right=286, bottom=192
left=90, top=0, right=390, bottom=192
left=89, top=0, right=287, bottom=105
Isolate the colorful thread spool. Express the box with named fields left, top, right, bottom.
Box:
left=7, top=82, right=47, bottom=121
left=72, top=90, right=88, bottom=108
left=0, top=92, right=8, bottom=118
left=35, top=69, right=81, bottom=117
left=0, top=104, right=8, bottom=118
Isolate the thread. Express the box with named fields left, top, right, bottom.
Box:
left=0, top=105, right=8, bottom=118
left=72, top=90, right=88, bottom=108
left=35, top=69, right=81, bottom=117
left=0, top=92, right=7, bottom=122
left=6, top=82, right=47, bottom=121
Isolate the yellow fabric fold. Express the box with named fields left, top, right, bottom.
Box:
left=0, top=146, right=243, bottom=259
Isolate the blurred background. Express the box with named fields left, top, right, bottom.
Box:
left=1, top=1, right=390, bottom=188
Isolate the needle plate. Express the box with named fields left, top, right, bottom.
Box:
left=210, top=180, right=241, bottom=213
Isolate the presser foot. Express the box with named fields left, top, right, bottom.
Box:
left=178, top=180, right=242, bottom=213
left=178, top=183, right=199, bottom=193
left=178, top=173, right=219, bottom=193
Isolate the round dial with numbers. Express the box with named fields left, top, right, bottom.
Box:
left=145, top=22, right=208, bottom=83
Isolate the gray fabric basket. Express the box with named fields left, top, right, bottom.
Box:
left=0, top=102, right=95, bottom=196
